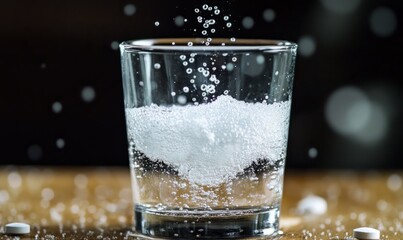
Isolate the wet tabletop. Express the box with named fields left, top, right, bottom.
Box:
left=0, top=167, right=402, bottom=239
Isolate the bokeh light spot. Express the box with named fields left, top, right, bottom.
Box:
left=27, top=144, right=43, bottom=161
left=56, top=138, right=65, bottom=149
left=263, top=9, right=276, bottom=22
left=308, top=147, right=318, bottom=159
left=52, top=101, right=63, bottom=113
left=174, top=16, right=185, bottom=27
left=242, top=17, right=254, bottom=29
left=110, top=41, right=119, bottom=50
left=81, top=86, right=96, bottom=103
left=320, top=0, right=361, bottom=14
left=123, top=4, right=136, bottom=16
left=370, top=7, right=397, bottom=37
left=298, top=36, right=316, bottom=57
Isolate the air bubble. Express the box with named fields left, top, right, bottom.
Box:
left=224, top=90, right=229, bottom=95
left=230, top=37, right=236, bottom=42
left=211, top=29, right=216, bottom=33
left=180, top=55, right=186, bottom=60
left=183, top=61, right=188, bottom=66
left=198, top=67, right=204, bottom=72
left=187, top=42, right=193, bottom=46
left=177, top=95, right=187, bottom=105
left=202, top=70, right=210, bottom=77
left=202, top=30, right=207, bottom=35
left=207, top=38, right=212, bottom=42
left=183, top=87, right=190, bottom=93
left=171, top=92, right=176, bottom=97
left=154, top=63, right=161, bottom=69
left=154, top=21, right=160, bottom=27
left=202, top=4, right=208, bottom=10
left=224, top=16, right=229, bottom=21
left=203, top=23, right=209, bottom=28
left=195, top=8, right=200, bottom=13
left=232, top=57, right=237, bottom=62
left=226, top=22, right=232, bottom=28
left=208, top=19, right=215, bottom=25
left=190, top=79, right=195, bottom=83
left=186, top=68, right=193, bottom=74
left=214, top=10, right=220, bottom=15
left=189, top=58, right=195, bottom=63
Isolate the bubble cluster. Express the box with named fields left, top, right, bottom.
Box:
left=126, top=96, right=291, bottom=185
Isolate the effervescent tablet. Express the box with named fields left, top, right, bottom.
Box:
left=4, top=222, right=30, bottom=235
left=353, top=227, right=380, bottom=239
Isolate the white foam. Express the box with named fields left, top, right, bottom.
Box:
left=126, top=96, right=291, bottom=186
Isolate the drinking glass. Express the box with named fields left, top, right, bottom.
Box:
left=120, top=38, right=297, bottom=239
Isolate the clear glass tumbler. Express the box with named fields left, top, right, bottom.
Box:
left=120, top=38, right=297, bottom=239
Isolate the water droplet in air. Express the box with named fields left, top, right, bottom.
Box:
left=154, top=63, right=161, bottom=69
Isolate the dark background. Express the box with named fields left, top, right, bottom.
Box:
left=1, top=0, right=402, bottom=168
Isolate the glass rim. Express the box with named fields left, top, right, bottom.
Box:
left=120, top=38, right=297, bottom=52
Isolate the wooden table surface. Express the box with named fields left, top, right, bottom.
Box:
left=0, top=167, right=402, bottom=239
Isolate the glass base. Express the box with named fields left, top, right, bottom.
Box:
left=131, top=204, right=281, bottom=239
